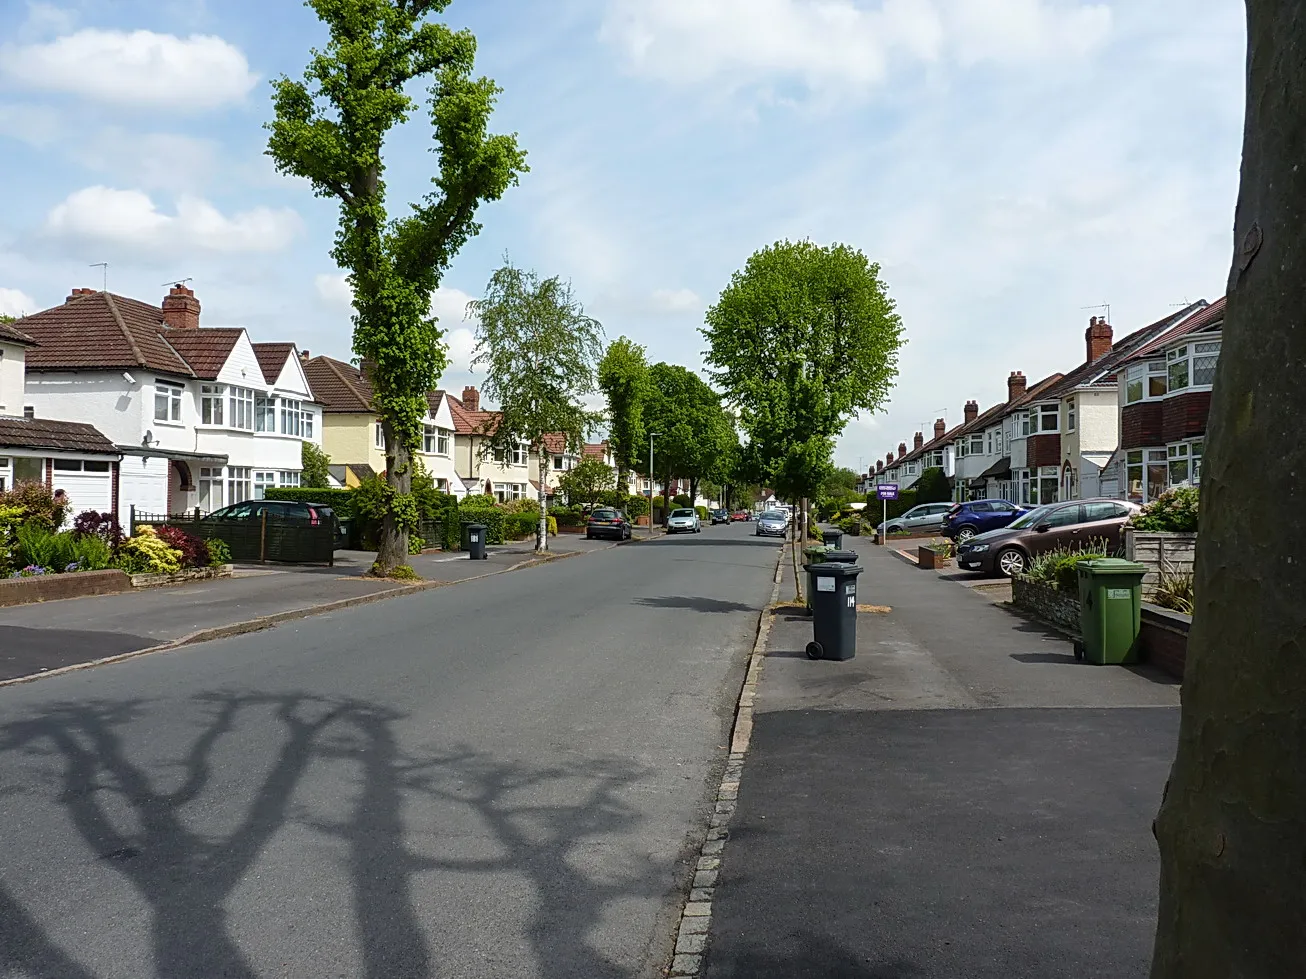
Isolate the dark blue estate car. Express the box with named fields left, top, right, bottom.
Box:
left=941, top=499, right=1028, bottom=544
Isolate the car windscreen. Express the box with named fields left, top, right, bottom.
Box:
left=760, top=511, right=784, bottom=521
left=671, top=509, right=695, bottom=517
left=591, top=509, right=618, bottom=520
left=1006, top=505, right=1050, bottom=530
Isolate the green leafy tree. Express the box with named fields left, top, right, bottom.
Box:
left=558, top=455, right=617, bottom=511
left=266, top=0, right=527, bottom=575
left=1150, top=4, right=1306, bottom=975
left=914, top=467, right=951, bottom=503
left=301, top=441, right=332, bottom=489
left=598, top=337, right=652, bottom=480
left=470, top=261, right=604, bottom=551
left=643, top=363, right=735, bottom=522
left=704, top=239, right=904, bottom=559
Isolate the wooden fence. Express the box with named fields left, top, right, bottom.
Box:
left=131, top=508, right=336, bottom=565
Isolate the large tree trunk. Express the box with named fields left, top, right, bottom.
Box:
left=374, top=425, right=411, bottom=573
left=1150, top=5, right=1306, bottom=975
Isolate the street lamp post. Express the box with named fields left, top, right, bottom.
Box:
left=648, top=432, right=660, bottom=539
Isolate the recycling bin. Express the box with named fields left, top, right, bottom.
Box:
left=1075, top=558, right=1148, bottom=664
left=463, top=522, right=488, bottom=561
left=802, top=545, right=832, bottom=613
left=822, top=528, right=844, bottom=549
left=825, top=549, right=858, bottom=565
left=806, top=562, right=863, bottom=661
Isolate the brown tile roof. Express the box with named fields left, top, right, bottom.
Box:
left=445, top=392, right=500, bottom=435
left=161, top=328, right=244, bottom=381
left=0, top=415, right=118, bottom=455
left=0, top=319, right=36, bottom=346
left=582, top=442, right=607, bottom=459
left=17, top=291, right=195, bottom=376
left=252, top=342, right=296, bottom=386
left=1127, top=297, right=1225, bottom=363
left=947, top=371, right=1066, bottom=442
left=303, top=355, right=374, bottom=412
left=539, top=433, right=570, bottom=454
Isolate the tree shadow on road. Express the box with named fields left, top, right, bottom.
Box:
left=1, top=694, right=661, bottom=979
left=633, top=596, right=756, bottom=614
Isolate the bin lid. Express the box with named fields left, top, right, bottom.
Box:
left=808, top=561, right=862, bottom=575
left=825, top=550, right=859, bottom=562
left=1077, top=557, right=1147, bottom=575
left=464, top=522, right=488, bottom=530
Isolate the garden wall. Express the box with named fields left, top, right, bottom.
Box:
left=1139, top=604, right=1189, bottom=680
left=1011, top=577, right=1082, bottom=632
left=0, top=569, right=132, bottom=608
left=1123, top=529, right=1198, bottom=596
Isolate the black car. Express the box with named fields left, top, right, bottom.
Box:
left=205, top=500, right=346, bottom=549
left=710, top=509, right=730, bottom=525
left=585, top=507, right=632, bottom=540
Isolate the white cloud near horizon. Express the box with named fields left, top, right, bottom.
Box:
left=1, top=28, right=257, bottom=109
left=45, top=186, right=301, bottom=253
left=0, top=286, right=38, bottom=318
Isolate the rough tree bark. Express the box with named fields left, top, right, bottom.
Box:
left=375, top=419, right=410, bottom=571
left=1150, top=4, right=1306, bottom=975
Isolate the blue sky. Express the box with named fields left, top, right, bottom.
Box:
left=0, top=0, right=1246, bottom=471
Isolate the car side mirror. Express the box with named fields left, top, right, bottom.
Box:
left=1035, top=523, right=1051, bottom=533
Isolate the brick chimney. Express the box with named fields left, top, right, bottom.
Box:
left=934, top=418, right=946, bottom=440
left=898, top=442, right=907, bottom=458
left=299, top=349, right=310, bottom=362
left=1007, top=371, right=1027, bottom=402
left=886, top=452, right=894, bottom=465
left=877, top=461, right=884, bottom=473
left=65, top=287, right=97, bottom=303
left=162, top=284, right=200, bottom=330
left=1086, top=316, right=1113, bottom=363
left=964, top=400, right=979, bottom=424
left=360, top=358, right=377, bottom=384
left=462, top=385, right=480, bottom=411
left=913, top=431, right=924, bottom=450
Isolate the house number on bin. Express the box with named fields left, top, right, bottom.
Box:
left=1107, top=588, right=1129, bottom=600
left=816, top=578, right=836, bottom=592
left=847, top=596, right=855, bottom=607
left=471, top=534, right=480, bottom=543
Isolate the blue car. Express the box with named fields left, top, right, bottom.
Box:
left=941, top=499, right=1028, bottom=545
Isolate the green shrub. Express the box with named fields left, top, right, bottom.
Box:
left=265, top=486, right=357, bottom=519
left=695, top=506, right=709, bottom=522
left=115, top=528, right=183, bottom=574
left=408, top=534, right=426, bottom=554
left=837, top=516, right=862, bottom=536
left=547, top=515, right=558, bottom=536
left=1130, top=487, right=1199, bottom=533
left=623, top=494, right=649, bottom=517
left=15, top=523, right=78, bottom=571
left=458, top=505, right=505, bottom=544
left=502, top=512, right=539, bottom=541
left=207, top=538, right=232, bottom=566
left=1023, top=544, right=1108, bottom=593
left=870, top=489, right=919, bottom=521
left=674, top=494, right=692, bottom=508
left=1153, top=569, right=1195, bottom=614
left=69, top=532, right=113, bottom=570
left=501, top=497, right=540, bottom=515
left=0, top=481, right=69, bottom=531
left=915, top=467, right=951, bottom=504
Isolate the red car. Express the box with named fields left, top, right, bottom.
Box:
left=730, top=510, right=750, bottom=522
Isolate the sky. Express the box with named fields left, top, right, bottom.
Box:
left=0, top=0, right=1247, bottom=472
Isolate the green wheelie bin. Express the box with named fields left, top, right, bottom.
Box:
left=1075, top=558, right=1148, bottom=664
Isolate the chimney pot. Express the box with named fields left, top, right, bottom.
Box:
left=964, top=400, right=979, bottom=424
left=1086, top=317, right=1113, bottom=363
left=1007, top=370, right=1028, bottom=402
left=913, top=431, right=924, bottom=450
left=898, top=442, right=907, bottom=457
left=299, top=349, right=310, bottom=362
left=934, top=418, right=946, bottom=440
left=461, top=385, right=480, bottom=411
left=161, top=284, right=201, bottom=330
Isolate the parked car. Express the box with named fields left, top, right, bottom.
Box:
left=955, top=498, right=1141, bottom=577
left=876, top=502, right=954, bottom=536
left=710, top=508, right=730, bottom=525
left=667, top=508, right=701, bottom=534
left=755, top=510, right=788, bottom=538
left=204, top=500, right=346, bottom=550
left=730, top=510, right=750, bottom=522
left=586, top=507, right=632, bottom=540
left=942, top=499, right=1029, bottom=544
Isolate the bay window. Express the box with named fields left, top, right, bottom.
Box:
left=1066, top=400, right=1076, bottom=432
left=255, top=395, right=276, bottom=432
left=254, top=471, right=276, bottom=500
left=1167, top=341, right=1221, bottom=394
left=155, top=381, right=183, bottom=423
left=0, top=455, right=8, bottom=492
left=227, top=467, right=252, bottom=505
left=995, top=428, right=1004, bottom=455
left=1167, top=440, right=1203, bottom=488
left=986, top=431, right=993, bottom=455
left=1027, top=466, right=1059, bottom=505
left=1126, top=448, right=1170, bottom=503
left=493, top=482, right=526, bottom=502
left=1014, top=412, right=1030, bottom=439
left=423, top=425, right=452, bottom=455
left=375, top=422, right=385, bottom=449
left=201, top=384, right=225, bottom=426
left=279, top=470, right=301, bottom=487
left=226, top=387, right=253, bottom=430
left=968, top=434, right=983, bottom=455
left=1028, top=404, right=1058, bottom=434
left=1127, top=360, right=1170, bottom=404
left=494, top=443, right=528, bottom=466
left=280, top=399, right=307, bottom=437
left=199, top=467, right=224, bottom=512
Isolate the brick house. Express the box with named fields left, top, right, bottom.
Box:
left=880, top=419, right=958, bottom=493
left=949, top=370, right=1063, bottom=502
left=13, top=286, right=321, bottom=522
left=1104, top=297, right=1225, bottom=503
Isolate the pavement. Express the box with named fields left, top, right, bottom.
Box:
left=0, top=521, right=781, bottom=979
left=703, top=541, right=1181, bottom=978
left=0, top=534, right=614, bottom=684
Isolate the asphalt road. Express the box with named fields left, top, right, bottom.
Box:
left=0, top=522, right=780, bottom=979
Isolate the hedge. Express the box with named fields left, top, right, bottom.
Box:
left=457, top=505, right=504, bottom=545
left=695, top=506, right=709, bottom=521
left=264, top=487, right=357, bottom=519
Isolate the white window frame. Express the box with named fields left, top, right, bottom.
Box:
left=227, top=466, right=253, bottom=506
left=968, top=433, right=983, bottom=456
left=995, top=427, right=1004, bottom=455
left=1167, top=439, right=1204, bottom=489
left=375, top=421, right=385, bottom=449
left=552, top=454, right=565, bottom=471
left=1066, top=399, right=1076, bottom=433
left=254, top=471, right=276, bottom=500
left=228, top=386, right=255, bottom=431
left=279, top=470, right=301, bottom=487
left=1013, top=411, right=1030, bottom=439
left=1028, top=403, right=1059, bottom=434
left=255, top=394, right=276, bottom=433
left=492, top=482, right=526, bottom=503
left=1167, top=341, right=1220, bottom=395
left=155, top=380, right=183, bottom=423
left=280, top=399, right=307, bottom=438
left=199, top=466, right=224, bottom=512
left=0, top=455, right=8, bottom=493
left=200, top=384, right=226, bottom=426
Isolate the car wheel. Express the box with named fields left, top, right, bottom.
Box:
left=585, top=533, right=592, bottom=540
left=997, top=548, right=1027, bottom=578
left=956, top=526, right=978, bottom=545
left=886, top=524, right=903, bottom=535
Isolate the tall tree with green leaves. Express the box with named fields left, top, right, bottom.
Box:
left=1150, top=3, right=1306, bottom=975
left=470, top=261, right=604, bottom=551
left=557, top=455, right=616, bottom=511
left=597, top=337, right=652, bottom=481
left=266, top=0, right=527, bottom=576
left=301, top=441, right=333, bottom=489
left=703, top=240, right=904, bottom=556
left=643, top=363, right=734, bottom=520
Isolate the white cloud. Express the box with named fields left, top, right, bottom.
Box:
left=45, top=186, right=301, bottom=253
left=651, top=287, right=701, bottom=312
left=0, top=287, right=37, bottom=318
left=1, top=28, right=257, bottom=110
left=314, top=272, right=354, bottom=309
left=73, top=130, right=221, bottom=193
left=600, top=0, right=1110, bottom=98
left=19, top=3, right=76, bottom=42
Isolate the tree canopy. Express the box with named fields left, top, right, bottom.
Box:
left=643, top=363, right=737, bottom=503
left=558, top=456, right=616, bottom=511
left=266, top=0, right=527, bottom=573
left=597, top=337, right=652, bottom=478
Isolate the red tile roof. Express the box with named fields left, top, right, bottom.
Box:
left=16, top=291, right=195, bottom=376
left=582, top=442, right=608, bottom=459
left=445, top=391, right=501, bottom=435
left=161, top=328, right=244, bottom=381
left=303, top=355, right=374, bottom=412
left=252, top=342, right=297, bottom=386
left=0, top=415, right=117, bottom=455
left=0, top=319, right=36, bottom=346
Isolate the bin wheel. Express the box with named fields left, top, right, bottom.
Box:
left=1073, top=642, right=1084, bottom=662
left=805, top=641, right=823, bottom=660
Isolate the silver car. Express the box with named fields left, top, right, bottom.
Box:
left=877, top=502, right=954, bottom=536
left=755, top=510, right=788, bottom=537
left=667, top=508, right=701, bottom=534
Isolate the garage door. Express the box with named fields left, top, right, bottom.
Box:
left=53, top=471, right=113, bottom=519
left=118, top=462, right=167, bottom=525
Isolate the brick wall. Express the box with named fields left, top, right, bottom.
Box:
left=1161, top=391, right=1212, bottom=443
left=1027, top=433, right=1062, bottom=468
left=1011, top=577, right=1082, bottom=632
left=0, top=569, right=132, bottom=608
left=1121, top=401, right=1163, bottom=449
left=1140, top=604, right=1188, bottom=679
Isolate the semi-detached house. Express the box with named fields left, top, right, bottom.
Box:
left=14, top=285, right=321, bottom=524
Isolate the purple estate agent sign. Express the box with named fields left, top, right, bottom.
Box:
left=876, top=483, right=899, bottom=501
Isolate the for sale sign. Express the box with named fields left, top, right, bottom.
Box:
left=876, top=483, right=899, bottom=500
